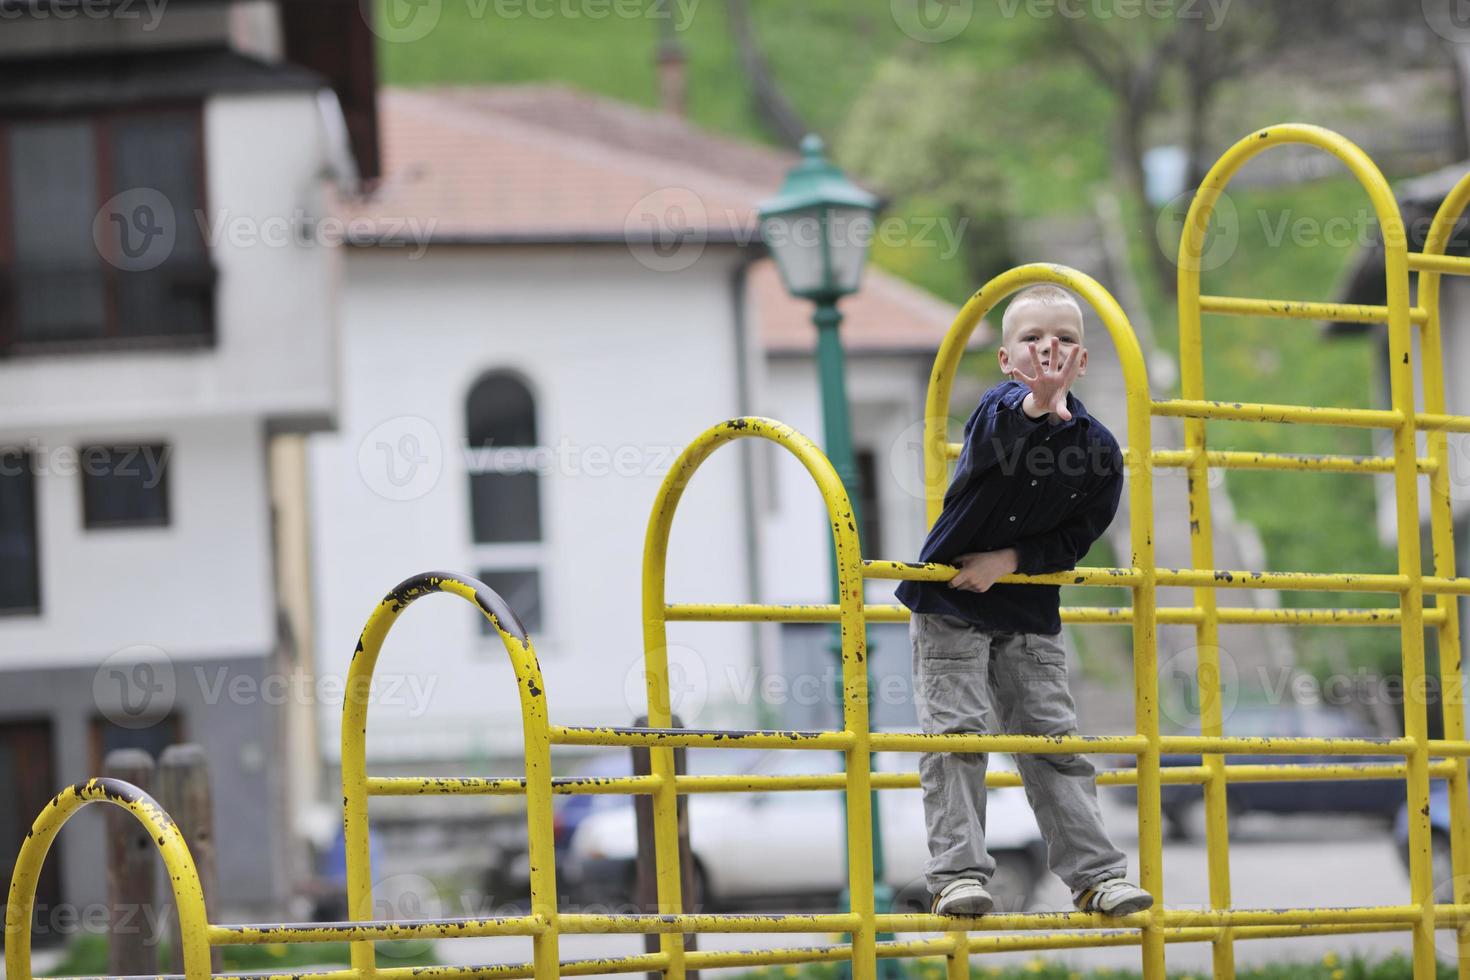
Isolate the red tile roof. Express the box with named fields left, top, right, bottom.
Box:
left=347, top=84, right=990, bottom=353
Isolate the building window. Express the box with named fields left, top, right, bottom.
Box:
left=81, top=444, right=171, bottom=529
left=855, top=448, right=882, bottom=556
left=0, top=449, right=39, bottom=613
left=477, top=568, right=543, bottom=636
left=0, top=109, right=214, bottom=353
left=465, top=372, right=542, bottom=543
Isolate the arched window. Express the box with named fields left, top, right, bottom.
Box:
left=465, top=371, right=541, bottom=544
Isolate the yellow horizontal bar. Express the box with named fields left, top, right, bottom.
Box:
left=869, top=732, right=1147, bottom=755
left=1417, top=413, right=1470, bottom=434
left=549, top=724, right=854, bottom=750
left=1153, top=398, right=1403, bottom=429
left=669, top=602, right=1441, bottom=627
left=1160, top=735, right=1414, bottom=756
left=207, top=916, right=546, bottom=945
left=943, top=440, right=1437, bottom=474
left=1156, top=905, right=1422, bottom=927
left=1151, top=447, right=1435, bottom=474
left=863, top=560, right=1143, bottom=587
left=869, top=560, right=1415, bottom=594
left=366, top=775, right=662, bottom=797
left=1429, top=740, right=1470, bottom=757
left=559, top=913, right=860, bottom=935
left=674, top=760, right=1451, bottom=796
left=1198, top=294, right=1428, bottom=325
left=1426, top=575, right=1470, bottom=595
left=1409, top=252, right=1470, bottom=275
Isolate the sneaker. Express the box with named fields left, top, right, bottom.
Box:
left=1073, top=877, right=1154, bottom=916
left=931, top=878, right=994, bottom=916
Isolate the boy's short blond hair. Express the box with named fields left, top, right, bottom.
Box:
left=1001, top=284, right=1085, bottom=345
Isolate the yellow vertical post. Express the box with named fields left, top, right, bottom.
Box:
left=1419, top=176, right=1470, bottom=978
left=921, top=263, right=1159, bottom=978
left=1380, top=169, right=1438, bottom=980
left=1176, top=146, right=1238, bottom=980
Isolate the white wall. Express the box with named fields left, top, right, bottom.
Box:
left=0, top=415, right=274, bottom=668
left=757, top=354, right=934, bottom=607
left=308, top=247, right=762, bottom=762
left=0, top=91, right=339, bottom=430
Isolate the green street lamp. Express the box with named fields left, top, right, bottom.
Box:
left=759, top=135, right=901, bottom=977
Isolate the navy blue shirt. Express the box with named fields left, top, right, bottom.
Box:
left=895, top=380, right=1125, bottom=635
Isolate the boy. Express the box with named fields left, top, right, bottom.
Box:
left=894, top=284, right=1153, bottom=918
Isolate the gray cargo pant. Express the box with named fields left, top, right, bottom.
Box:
left=911, top=612, right=1127, bottom=895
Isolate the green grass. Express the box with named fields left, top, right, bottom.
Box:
left=40, top=935, right=440, bottom=976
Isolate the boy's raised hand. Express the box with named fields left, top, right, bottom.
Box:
left=1014, top=337, right=1082, bottom=421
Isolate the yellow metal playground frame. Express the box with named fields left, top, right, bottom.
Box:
left=8, top=123, right=1470, bottom=980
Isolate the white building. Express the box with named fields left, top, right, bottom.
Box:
left=307, top=86, right=989, bottom=771
left=0, top=1, right=372, bottom=919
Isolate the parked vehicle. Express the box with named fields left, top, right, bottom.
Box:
left=1116, top=705, right=1404, bottom=840
left=1393, top=781, right=1458, bottom=902
left=564, top=747, right=1046, bottom=912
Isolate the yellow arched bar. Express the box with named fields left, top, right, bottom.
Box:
left=640, top=417, right=875, bottom=980
left=1177, top=123, right=1432, bottom=980
left=340, top=572, right=561, bottom=980
left=4, top=779, right=214, bottom=980
left=919, top=263, right=1162, bottom=977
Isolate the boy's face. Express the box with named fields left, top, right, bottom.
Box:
left=996, top=305, right=1087, bottom=387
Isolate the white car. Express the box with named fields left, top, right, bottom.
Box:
left=565, top=747, right=1046, bottom=912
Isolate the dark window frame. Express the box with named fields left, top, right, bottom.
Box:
left=0, top=448, right=40, bottom=616
left=79, top=442, right=172, bottom=531
left=0, top=102, right=215, bottom=356
left=465, top=370, right=544, bottom=545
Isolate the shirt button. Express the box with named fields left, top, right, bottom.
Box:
left=1009, top=515, right=1016, bottom=522
left=1030, top=479, right=1037, bottom=486
left=1070, top=493, right=1077, bottom=498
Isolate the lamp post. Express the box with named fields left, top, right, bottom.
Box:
left=759, top=135, right=900, bottom=974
